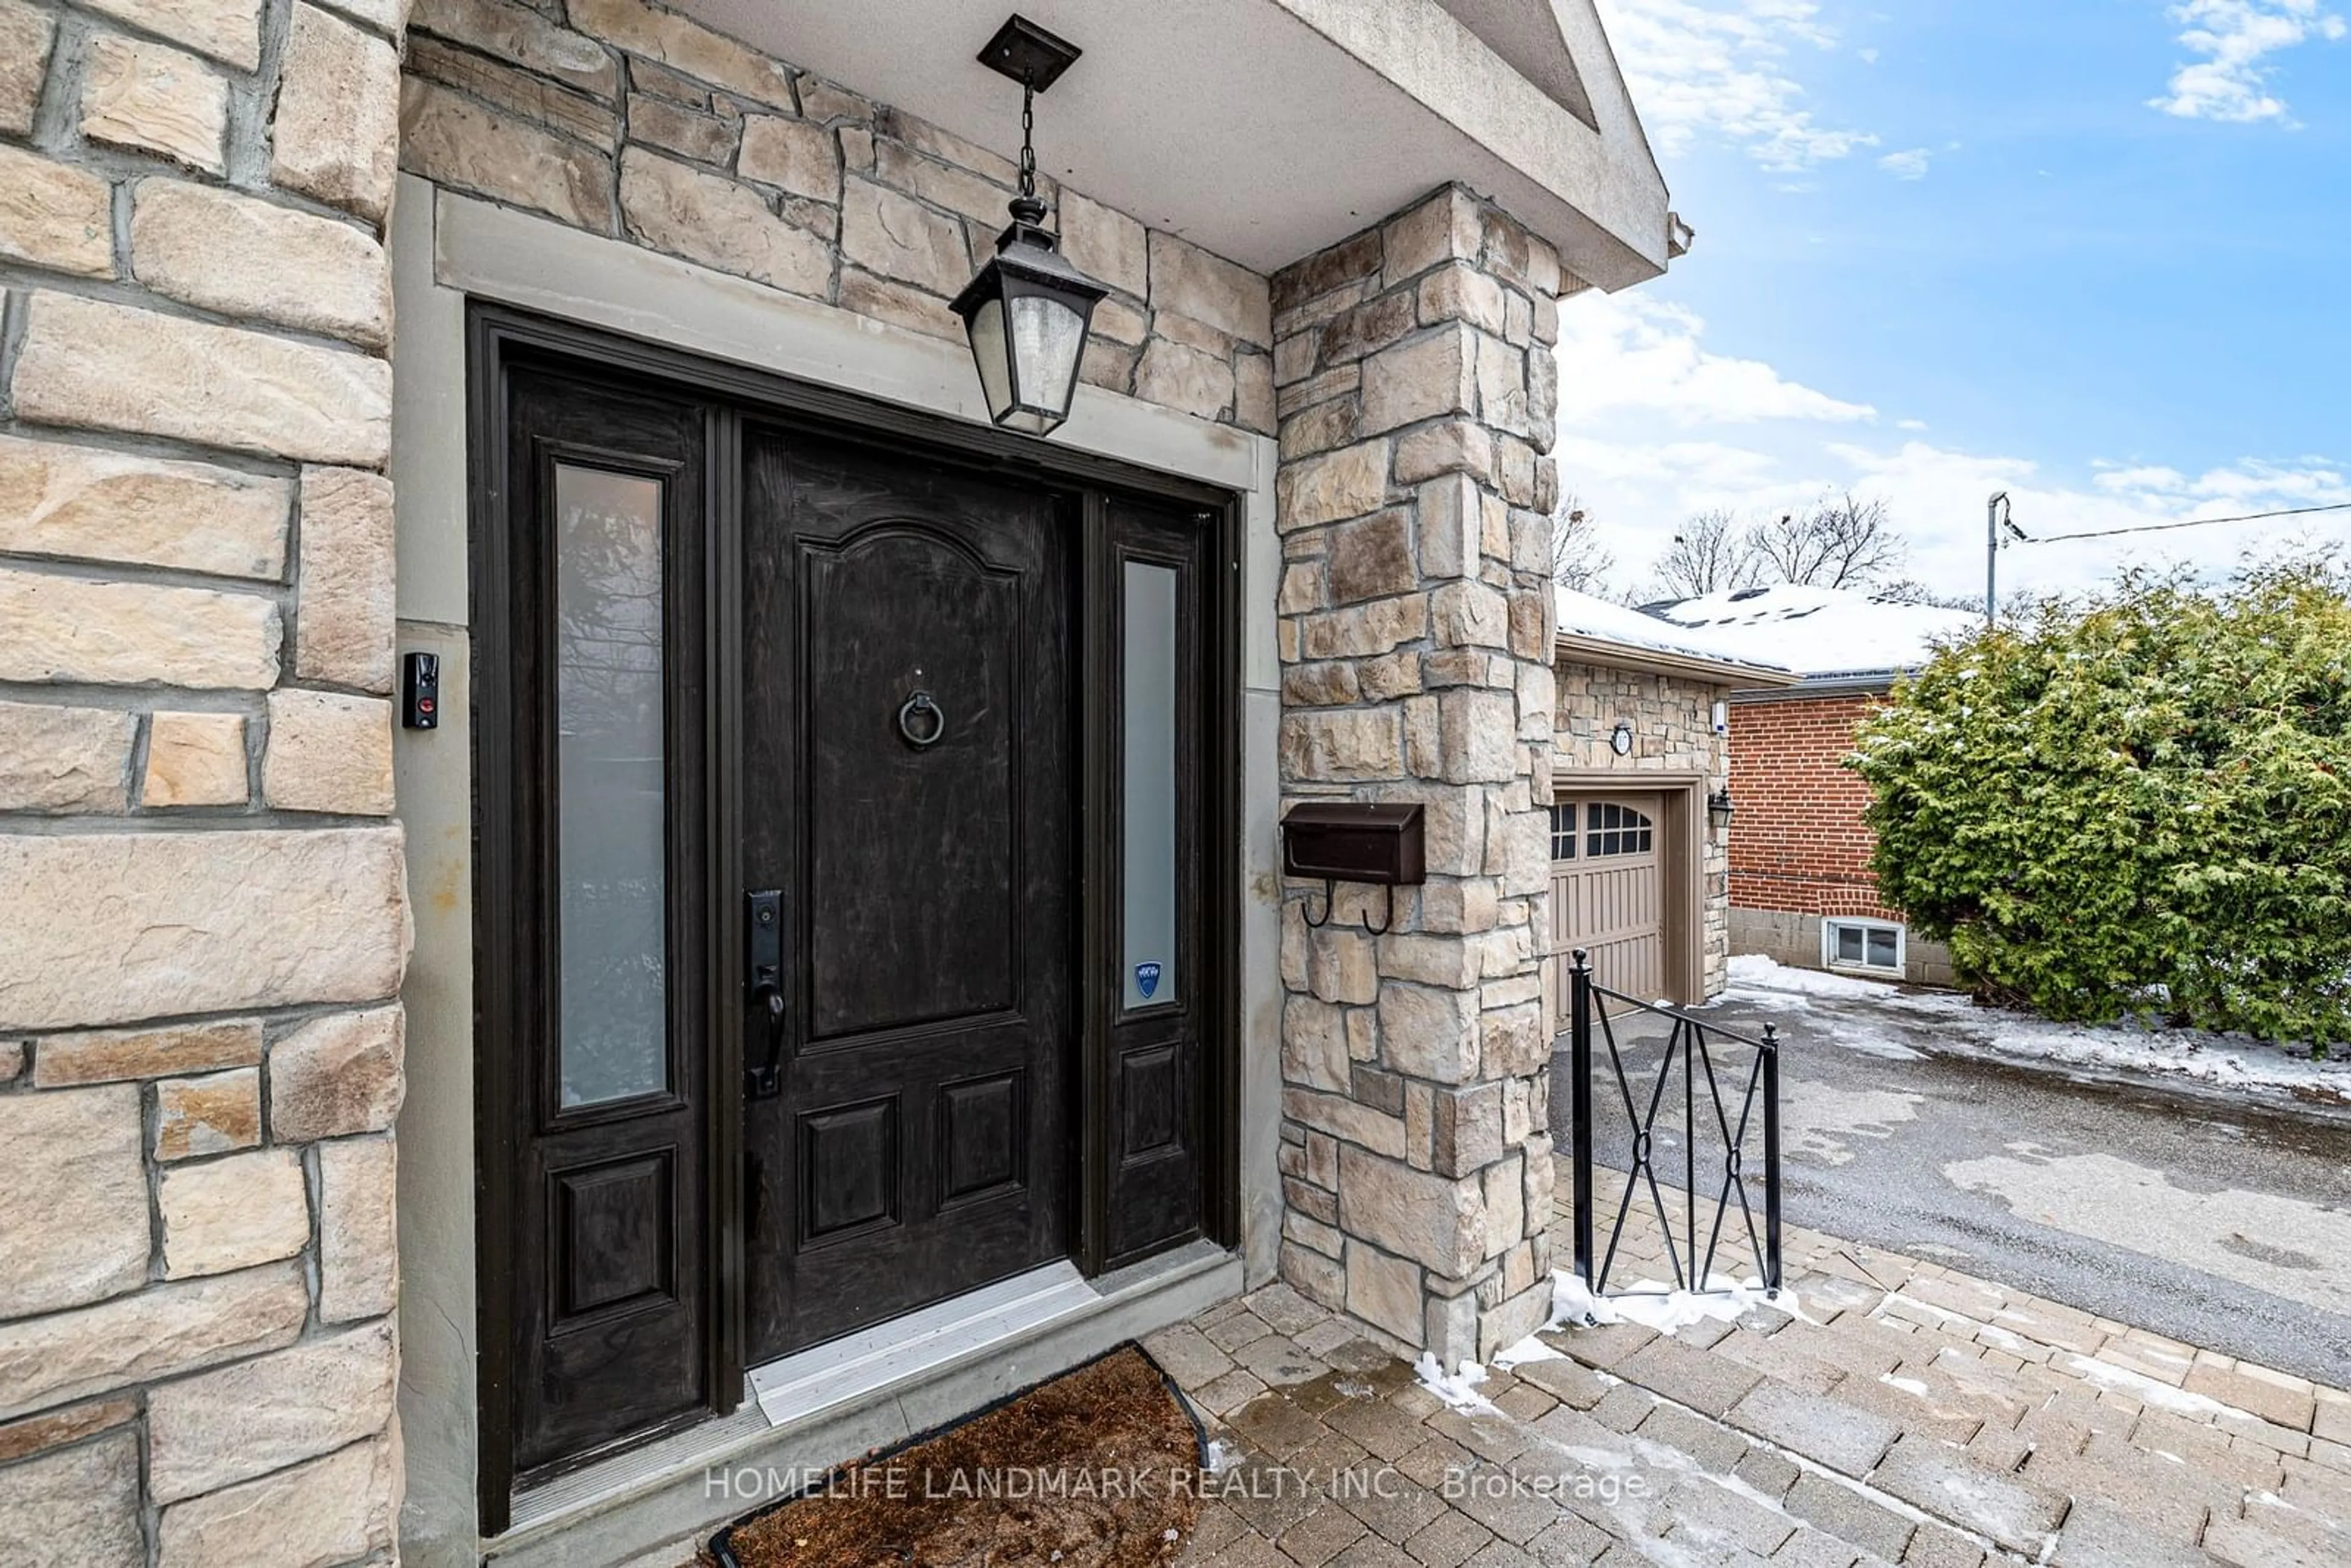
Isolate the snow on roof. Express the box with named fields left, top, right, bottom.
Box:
left=1553, top=587, right=1790, bottom=675
left=1652, top=584, right=1978, bottom=678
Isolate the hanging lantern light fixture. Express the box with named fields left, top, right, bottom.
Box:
left=951, top=17, right=1106, bottom=438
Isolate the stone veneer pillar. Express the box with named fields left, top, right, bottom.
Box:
left=1270, top=185, right=1565, bottom=1368
left=0, top=0, right=410, bottom=1558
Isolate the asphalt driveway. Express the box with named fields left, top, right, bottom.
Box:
left=1553, top=970, right=2351, bottom=1389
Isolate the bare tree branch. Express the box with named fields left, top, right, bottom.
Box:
left=1646, top=509, right=1767, bottom=599
left=1752, top=493, right=1905, bottom=588
left=1551, top=495, right=1616, bottom=598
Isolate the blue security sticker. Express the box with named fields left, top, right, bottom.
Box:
left=1134, top=961, right=1162, bottom=999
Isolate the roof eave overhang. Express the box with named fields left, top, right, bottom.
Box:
left=1272, top=0, right=1671, bottom=290
left=1728, top=670, right=1912, bottom=702
left=1554, top=631, right=1802, bottom=689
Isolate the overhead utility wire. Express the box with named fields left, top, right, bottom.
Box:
left=2015, top=499, right=2351, bottom=545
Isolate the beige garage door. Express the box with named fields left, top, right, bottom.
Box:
left=1551, top=794, right=1667, bottom=1018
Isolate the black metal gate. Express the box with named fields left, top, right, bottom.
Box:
left=1567, top=950, right=1784, bottom=1299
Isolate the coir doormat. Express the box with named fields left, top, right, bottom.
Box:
left=708, top=1344, right=1207, bottom=1567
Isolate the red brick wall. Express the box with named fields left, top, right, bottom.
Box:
left=1728, top=692, right=1904, bottom=923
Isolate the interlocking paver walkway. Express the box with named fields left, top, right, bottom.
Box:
left=1162, top=1160, right=2351, bottom=1566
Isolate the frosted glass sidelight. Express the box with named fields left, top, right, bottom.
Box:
left=1122, top=562, right=1179, bottom=1009
left=555, top=464, right=670, bottom=1107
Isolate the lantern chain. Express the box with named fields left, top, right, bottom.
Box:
left=1018, top=73, right=1038, bottom=201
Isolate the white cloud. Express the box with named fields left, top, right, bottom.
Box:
left=1552, top=294, right=1877, bottom=427
left=1547, top=291, right=2351, bottom=599
left=1596, top=0, right=1878, bottom=168
left=2149, top=1, right=2347, bottom=123
left=1877, top=147, right=1932, bottom=179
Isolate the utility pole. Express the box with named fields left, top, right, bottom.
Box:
left=1985, top=492, right=2014, bottom=626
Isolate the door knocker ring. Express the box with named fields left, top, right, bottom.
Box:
left=897, top=689, right=945, bottom=749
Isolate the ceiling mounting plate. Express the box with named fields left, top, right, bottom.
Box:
left=977, top=14, right=1082, bottom=92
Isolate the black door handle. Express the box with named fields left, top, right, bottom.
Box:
left=746, top=890, right=785, bottom=1099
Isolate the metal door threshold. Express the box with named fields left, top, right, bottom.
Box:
left=747, top=1259, right=1096, bottom=1426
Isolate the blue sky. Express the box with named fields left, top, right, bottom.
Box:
left=1564, top=1, right=2351, bottom=599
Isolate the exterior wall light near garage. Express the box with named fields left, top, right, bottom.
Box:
left=1708, top=788, right=1736, bottom=831
left=1610, top=721, right=1634, bottom=756
left=951, top=15, right=1108, bottom=438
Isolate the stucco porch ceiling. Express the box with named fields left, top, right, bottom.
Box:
left=678, top=0, right=1673, bottom=291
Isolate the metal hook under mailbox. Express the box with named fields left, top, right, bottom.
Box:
left=896, top=689, right=945, bottom=749
left=1300, top=878, right=1395, bottom=937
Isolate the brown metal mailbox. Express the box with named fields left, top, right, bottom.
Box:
left=1281, top=802, right=1426, bottom=887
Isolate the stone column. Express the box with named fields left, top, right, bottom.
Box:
left=0, top=0, right=409, bottom=1557
left=1270, top=186, right=1564, bottom=1367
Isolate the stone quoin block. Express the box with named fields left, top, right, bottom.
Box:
left=263, top=689, right=396, bottom=814
left=82, top=0, right=263, bottom=72
left=158, top=1147, right=309, bottom=1278
left=147, top=1320, right=397, bottom=1503
left=0, top=700, right=133, bottom=814
left=0, top=569, right=281, bottom=691
left=293, top=467, right=397, bottom=691
left=0, top=0, right=56, bottom=137
left=0, top=828, right=410, bottom=1032
left=271, top=4, right=402, bottom=221
left=268, top=1005, right=405, bottom=1140
left=156, top=1435, right=397, bottom=1568
left=0, top=1084, right=150, bottom=1318
left=0, top=144, right=114, bottom=280
left=11, top=293, right=392, bottom=467
left=130, top=179, right=392, bottom=349
left=142, top=711, right=250, bottom=808
left=316, top=1135, right=398, bottom=1322
left=0, top=1262, right=308, bottom=1422
left=0, top=432, right=291, bottom=580
left=80, top=32, right=227, bottom=173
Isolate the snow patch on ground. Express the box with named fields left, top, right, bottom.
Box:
left=1727, top=953, right=2349, bottom=1100
left=1492, top=1334, right=1567, bottom=1370
left=1547, top=1269, right=1801, bottom=1335
left=1412, top=1352, right=1501, bottom=1415
left=2061, top=1354, right=2237, bottom=1420
left=1727, top=953, right=1958, bottom=1008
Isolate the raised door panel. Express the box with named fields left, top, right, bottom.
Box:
left=800, top=527, right=1024, bottom=1041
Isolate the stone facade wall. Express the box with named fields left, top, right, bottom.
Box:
left=0, top=0, right=410, bottom=1559
left=1269, top=185, right=1564, bottom=1368
left=397, top=0, right=1275, bottom=433
left=1554, top=658, right=1733, bottom=998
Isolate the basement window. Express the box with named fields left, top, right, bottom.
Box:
left=1823, top=919, right=1903, bottom=975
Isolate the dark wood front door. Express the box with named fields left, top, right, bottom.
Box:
left=475, top=311, right=1239, bottom=1527
left=740, top=427, right=1074, bottom=1360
